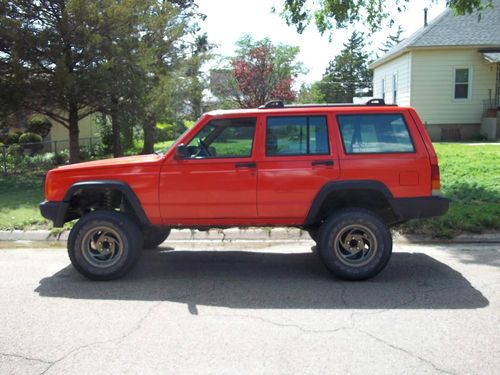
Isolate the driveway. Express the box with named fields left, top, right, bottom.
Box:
left=0, top=240, right=499, bottom=374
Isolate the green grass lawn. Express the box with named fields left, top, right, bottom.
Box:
left=0, top=143, right=499, bottom=236
left=397, top=143, right=500, bottom=237
left=0, top=174, right=49, bottom=230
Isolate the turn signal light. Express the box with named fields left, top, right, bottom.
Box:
left=431, top=164, right=441, bottom=195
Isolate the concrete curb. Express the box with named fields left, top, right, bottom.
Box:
left=1, top=228, right=499, bottom=243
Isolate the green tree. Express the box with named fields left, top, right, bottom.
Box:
left=0, top=0, right=106, bottom=163
left=319, top=31, right=372, bottom=103
left=378, top=25, right=404, bottom=56
left=0, top=0, right=204, bottom=161
left=279, top=0, right=493, bottom=35
left=296, top=82, right=325, bottom=104
left=184, top=34, right=212, bottom=120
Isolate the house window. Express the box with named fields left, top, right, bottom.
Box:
left=393, top=73, right=398, bottom=104
left=381, top=79, right=385, bottom=100
left=454, top=68, right=471, bottom=100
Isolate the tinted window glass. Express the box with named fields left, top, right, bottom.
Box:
left=186, top=118, right=256, bottom=158
left=266, top=116, right=329, bottom=156
left=338, top=114, right=415, bottom=154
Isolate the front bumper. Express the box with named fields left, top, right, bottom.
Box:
left=39, top=201, right=69, bottom=227
left=391, top=196, right=449, bottom=222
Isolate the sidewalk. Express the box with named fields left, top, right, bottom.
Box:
left=1, top=228, right=499, bottom=243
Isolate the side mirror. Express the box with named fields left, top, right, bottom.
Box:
left=175, top=143, right=187, bottom=159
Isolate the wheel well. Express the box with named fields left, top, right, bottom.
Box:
left=65, top=188, right=141, bottom=225
left=309, top=189, right=397, bottom=226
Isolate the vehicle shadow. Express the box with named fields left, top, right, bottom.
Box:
left=35, top=249, right=489, bottom=310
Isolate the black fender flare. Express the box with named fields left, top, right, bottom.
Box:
left=63, top=180, right=150, bottom=226
left=304, top=180, right=394, bottom=226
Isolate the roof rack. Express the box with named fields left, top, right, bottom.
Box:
left=258, top=100, right=285, bottom=109
left=258, top=98, right=397, bottom=109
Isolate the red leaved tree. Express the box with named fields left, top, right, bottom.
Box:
left=213, top=36, right=302, bottom=108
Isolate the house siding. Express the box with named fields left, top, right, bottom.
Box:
left=410, top=49, right=497, bottom=126
left=45, top=113, right=100, bottom=151
left=372, top=53, right=412, bottom=106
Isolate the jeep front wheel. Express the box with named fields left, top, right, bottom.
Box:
left=317, top=209, right=392, bottom=280
left=67, top=210, right=143, bottom=281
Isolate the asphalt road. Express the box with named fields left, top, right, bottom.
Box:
left=0, top=240, right=499, bottom=375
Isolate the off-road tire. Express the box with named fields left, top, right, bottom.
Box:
left=317, top=208, right=392, bottom=280
left=67, top=210, right=143, bottom=281
left=143, top=227, right=171, bottom=249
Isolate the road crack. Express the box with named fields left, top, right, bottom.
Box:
left=0, top=352, right=52, bottom=365
left=39, top=280, right=219, bottom=374
left=358, top=329, right=457, bottom=375
left=201, top=312, right=352, bottom=334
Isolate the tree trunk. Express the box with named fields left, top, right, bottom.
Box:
left=141, top=115, right=155, bottom=155
left=111, top=101, right=123, bottom=158
left=68, top=102, right=80, bottom=164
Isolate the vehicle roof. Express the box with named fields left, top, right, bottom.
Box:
left=205, top=105, right=410, bottom=117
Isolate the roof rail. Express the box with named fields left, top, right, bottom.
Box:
left=259, top=100, right=285, bottom=109
left=366, top=98, right=386, bottom=105
left=258, top=98, right=396, bottom=109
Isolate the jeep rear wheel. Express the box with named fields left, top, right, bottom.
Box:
left=68, top=210, right=143, bottom=281
left=143, top=227, right=171, bottom=249
left=317, top=208, right=392, bottom=280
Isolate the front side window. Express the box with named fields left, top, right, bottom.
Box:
left=338, top=114, right=415, bottom=154
left=185, top=118, right=256, bottom=158
left=454, top=68, right=470, bottom=99
left=266, top=116, right=329, bottom=156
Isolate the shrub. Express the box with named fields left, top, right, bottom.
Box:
left=52, top=150, right=69, bottom=165
left=26, top=115, right=52, bottom=138
left=2, top=131, right=20, bottom=145
left=18, top=153, right=54, bottom=172
left=7, top=143, right=23, bottom=156
left=19, top=132, right=43, bottom=144
left=19, top=132, right=43, bottom=155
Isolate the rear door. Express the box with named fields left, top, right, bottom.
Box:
left=257, top=113, right=340, bottom=220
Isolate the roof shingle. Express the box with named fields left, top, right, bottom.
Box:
left=371, top=0, right=500, bottom=67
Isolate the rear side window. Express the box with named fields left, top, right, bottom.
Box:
left=337, top=114, right=415, bottom=154
left=266, top=116, right=329, bottom=156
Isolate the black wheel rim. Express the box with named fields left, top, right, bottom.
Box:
left=81, top=226, right=124, bottom=268
left=333, top=224, right=378, bottom=267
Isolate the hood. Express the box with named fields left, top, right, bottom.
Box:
left=55, top=154, right=163, bottom=171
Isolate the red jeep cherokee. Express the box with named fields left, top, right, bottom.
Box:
left=40, top=99, right=448, bottom=281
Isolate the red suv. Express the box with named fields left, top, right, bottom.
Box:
left=40, top=99, right=448, bottom=281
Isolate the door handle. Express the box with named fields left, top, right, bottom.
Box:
left=311, top=160, right=334, bottom=166
left=235, top=162, right=257, bottom=168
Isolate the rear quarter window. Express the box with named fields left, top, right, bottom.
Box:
left=337, top=114, right=415, bottom=154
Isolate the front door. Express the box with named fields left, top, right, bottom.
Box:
left=160, top=117, right=258, bottom=224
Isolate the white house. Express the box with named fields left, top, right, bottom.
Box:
left=370, top=1, right=500, bottom=141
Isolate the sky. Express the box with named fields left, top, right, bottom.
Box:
left=196, top=0, right=447, bottom=84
